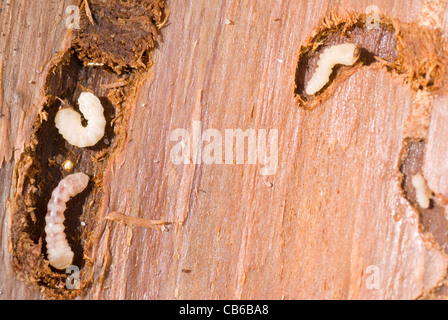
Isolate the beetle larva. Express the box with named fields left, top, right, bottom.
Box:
left=411, top=173, right=432, bottom=209
left=45, top=172, right=89, bottom=270
left=55, top=92, right=106, bottom=148
left=305, top=43, right=360, bottom=95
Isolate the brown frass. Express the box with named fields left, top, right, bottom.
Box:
left=74, top=0, right=167, bottom=72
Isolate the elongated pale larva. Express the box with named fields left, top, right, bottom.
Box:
left=305, top=43, right=360, bottom=95
left=55, top=92, right=106, bottom=148
left=45, top=172, right=89, bottom=269
left=411, top=173, right=432, bottom=209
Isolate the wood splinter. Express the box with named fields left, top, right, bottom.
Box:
left=103, top=211, right=171, bottom=230
left=81, top=0, right=95, bottom=26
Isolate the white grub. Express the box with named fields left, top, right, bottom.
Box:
left=305, top=43, right=359, bottom=95
left=55, top=92, right=106, bottom=148
left=45, top=172, right=89, bottom=269
left=411, top=173, right=432, bottom=209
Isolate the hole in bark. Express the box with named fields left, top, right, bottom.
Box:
left=294, top=16, right=397, bottom=104
left=10, top=49, right=118, bottom=295
left=399, top=138, right=448, bottom=254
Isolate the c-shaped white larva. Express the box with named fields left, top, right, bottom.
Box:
left=305, top=43, right=360, bottom=96
left=45, top=172, right=89, bottom=270
left=55, top=92, right=106, bottom=148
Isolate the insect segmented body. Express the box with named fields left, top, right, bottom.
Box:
left=55, top=92, right=106, bottom=148
left=305, top=43, right=360, bottom=95
left=45, top=172, right=89, bottom=270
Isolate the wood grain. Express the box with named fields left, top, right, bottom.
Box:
left=1, top=0, right=448, bottom=300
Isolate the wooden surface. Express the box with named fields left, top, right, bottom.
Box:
left=1, top=0, right=448, bottom=299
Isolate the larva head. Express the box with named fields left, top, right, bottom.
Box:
left=334, top=43, right=359, bottom=66
left=73, top=172, right=90, bottom=191
left=78, top=92, right=104, bottom=118
left=61, top=172, right=90, bottom=197
left=49, top=251, right=74, bottom=270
